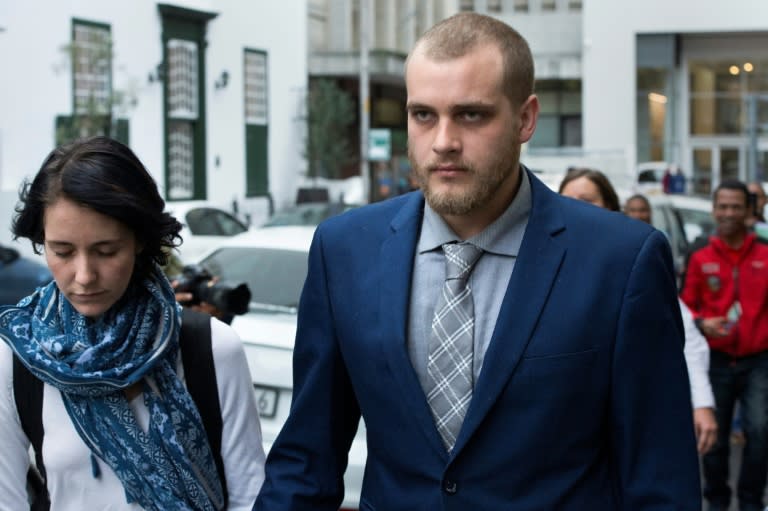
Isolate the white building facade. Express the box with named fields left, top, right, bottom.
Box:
left=0, top=0, right=308, bottom=224
left=584, top=0, right=768, bottom=194
left=457, top=0, right=768, bottom=193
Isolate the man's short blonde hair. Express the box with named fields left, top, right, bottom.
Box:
left=406, top=12, right=534, bottom=107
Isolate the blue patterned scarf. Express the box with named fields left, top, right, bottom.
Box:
left=0, top=265, right=224, bottom=511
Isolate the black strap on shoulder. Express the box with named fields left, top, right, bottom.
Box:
left=180, top=308, right=228, bottom=507
left=13, top=355, right=51, bottom=511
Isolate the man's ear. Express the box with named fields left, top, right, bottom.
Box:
left=518, top=94, right=540, bottom=144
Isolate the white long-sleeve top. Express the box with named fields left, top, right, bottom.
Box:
left=0, top=317, right=265, bottom=511
left=680, top=299, right=716, bottom=409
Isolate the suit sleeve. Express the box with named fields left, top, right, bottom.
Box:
left=610, top=230, right=701, bottom=509
left=253, top=228, right=361, bottom=511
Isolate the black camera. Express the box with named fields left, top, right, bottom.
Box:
left=175, top=264, right=251, bottom=316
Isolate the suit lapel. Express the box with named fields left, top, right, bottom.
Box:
left=378, top=193, right=449, bottom=458
left=453, top=174, right=567, bottom=453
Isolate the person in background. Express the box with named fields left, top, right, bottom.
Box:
left=0, top=136, right=265, bottom=510
left=680, top=179, right=768, bottom=511
left=623, top=192, right=718, bottom=454
left=663, top=167, right=673, bottom=194
left=624, top=193, right=653, bottom=224
left=747, top=181, right=766, bottom=223
left=746, top=181, right=767, bottom=240
left=558, top=167, right=621, bottom=211
left=670, top=166, right=687, bottom=194
left=255, top=12, right=700, bottom=510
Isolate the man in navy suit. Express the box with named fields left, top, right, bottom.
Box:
left=254, top=12, right=700, bottom=510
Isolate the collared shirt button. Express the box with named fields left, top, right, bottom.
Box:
left=443, top=479, right=458, bottom=494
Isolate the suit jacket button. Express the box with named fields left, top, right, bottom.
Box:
left=443, top=480, right=458, bottom=494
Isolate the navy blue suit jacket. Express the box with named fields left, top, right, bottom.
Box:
left=254, top=171, right=701, bottom=510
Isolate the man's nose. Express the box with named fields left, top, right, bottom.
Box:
left=432, top=119, right=461, bottom=154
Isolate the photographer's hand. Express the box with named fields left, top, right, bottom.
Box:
left=171, top=279, right=228, bottom=321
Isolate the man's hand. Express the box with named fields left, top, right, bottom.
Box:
left=693, top=407, right=718, bottom=454
left=699, top=317, right=731, bottom=338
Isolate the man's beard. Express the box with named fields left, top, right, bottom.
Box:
left=408, top=142, right=520, bottom=216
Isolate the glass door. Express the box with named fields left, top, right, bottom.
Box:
left=692, top=147, right=713, bottom=195
left=690, top=144, right=745, bottom=196
left=721, top=147, right=741, bottom=182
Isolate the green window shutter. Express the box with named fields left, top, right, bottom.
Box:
left=246, top=125, right=268, bottom=196
left=114, top=119, right=129, bottom=145
left=158, top=4, right=217, bottom=201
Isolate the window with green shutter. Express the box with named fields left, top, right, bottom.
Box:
left=244, top=49, right=269, bottom=197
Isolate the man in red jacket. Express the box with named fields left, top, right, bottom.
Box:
left=681, top=179, right=768, bottom=511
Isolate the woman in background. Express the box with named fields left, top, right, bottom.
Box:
left=559, top=167, right=621, bottom=212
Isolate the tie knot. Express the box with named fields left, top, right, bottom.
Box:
left=442, top=242, right=483, bottom=280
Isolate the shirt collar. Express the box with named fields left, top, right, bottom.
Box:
left=418, top=169, right=532, bottom=257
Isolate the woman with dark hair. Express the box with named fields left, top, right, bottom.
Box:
left=0, top=136, right=265, bottom=510
left=558, top=167, right=621, bottom=212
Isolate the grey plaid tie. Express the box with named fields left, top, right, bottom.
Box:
left=427, top=242, right=483, bottom=451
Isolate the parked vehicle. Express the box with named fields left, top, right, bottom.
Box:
left=166, top=202, right=250, bottom=263
left=262, top=201, right=357, bottom=228
left=644, top=194, right=713, bottom=283
left=0, top=244, right=52, bottom=305
left=636, top=161, right=669, bottom=194
left=195, top=226, right=364, bottom=510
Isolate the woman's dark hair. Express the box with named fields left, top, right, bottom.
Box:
left=13, top=136, right=182, bottom=281
left=558, top=167, right=621, bottom=212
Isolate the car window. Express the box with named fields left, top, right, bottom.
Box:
left=186, top=208, right=248, bottom=236
left=263, top=203, right=353, bottom=227
left=263, top=205, right=323, bottom=227
left=638, top=169, right=660, bottom=183
left=676, top=208, right=714, bottom=243
left=200, top=247, right=307, bottom=309
left=652, top=203, right=684, bottom=251
left=650, top=203, right=688, bottom=281
left=651, top=204, right=671, bottom=237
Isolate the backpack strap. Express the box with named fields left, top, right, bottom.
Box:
left=179, top=308, right=229, bottom=507
left=13, top=355, right=51, bottom=511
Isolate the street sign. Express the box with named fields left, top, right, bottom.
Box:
left=368, top=128, right=391, bottom=161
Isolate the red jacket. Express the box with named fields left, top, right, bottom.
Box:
left=681, top=233, right=768, bottom=357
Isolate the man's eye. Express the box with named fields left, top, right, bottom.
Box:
left=411, top=110, right=433, bottom=122
left=53, top=251, right=72, bottom=258
left=460, top=111, right=484, bottom=122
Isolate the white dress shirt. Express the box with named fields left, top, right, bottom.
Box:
left=680, top=299, right=715, bottom=409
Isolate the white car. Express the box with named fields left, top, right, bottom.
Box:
left=167, top=201, right=250, bottom=263
left=196, top=226, right=365, bottom=510
left=640, top=194, right=713, bottom=283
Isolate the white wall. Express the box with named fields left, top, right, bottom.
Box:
left=499, top=7, right=582, bottom=80
left=582, top=0, right=768, bottom=175
left=0, top=0, right=307, bottom=228
left=204, top=0, right=308, bottom=220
